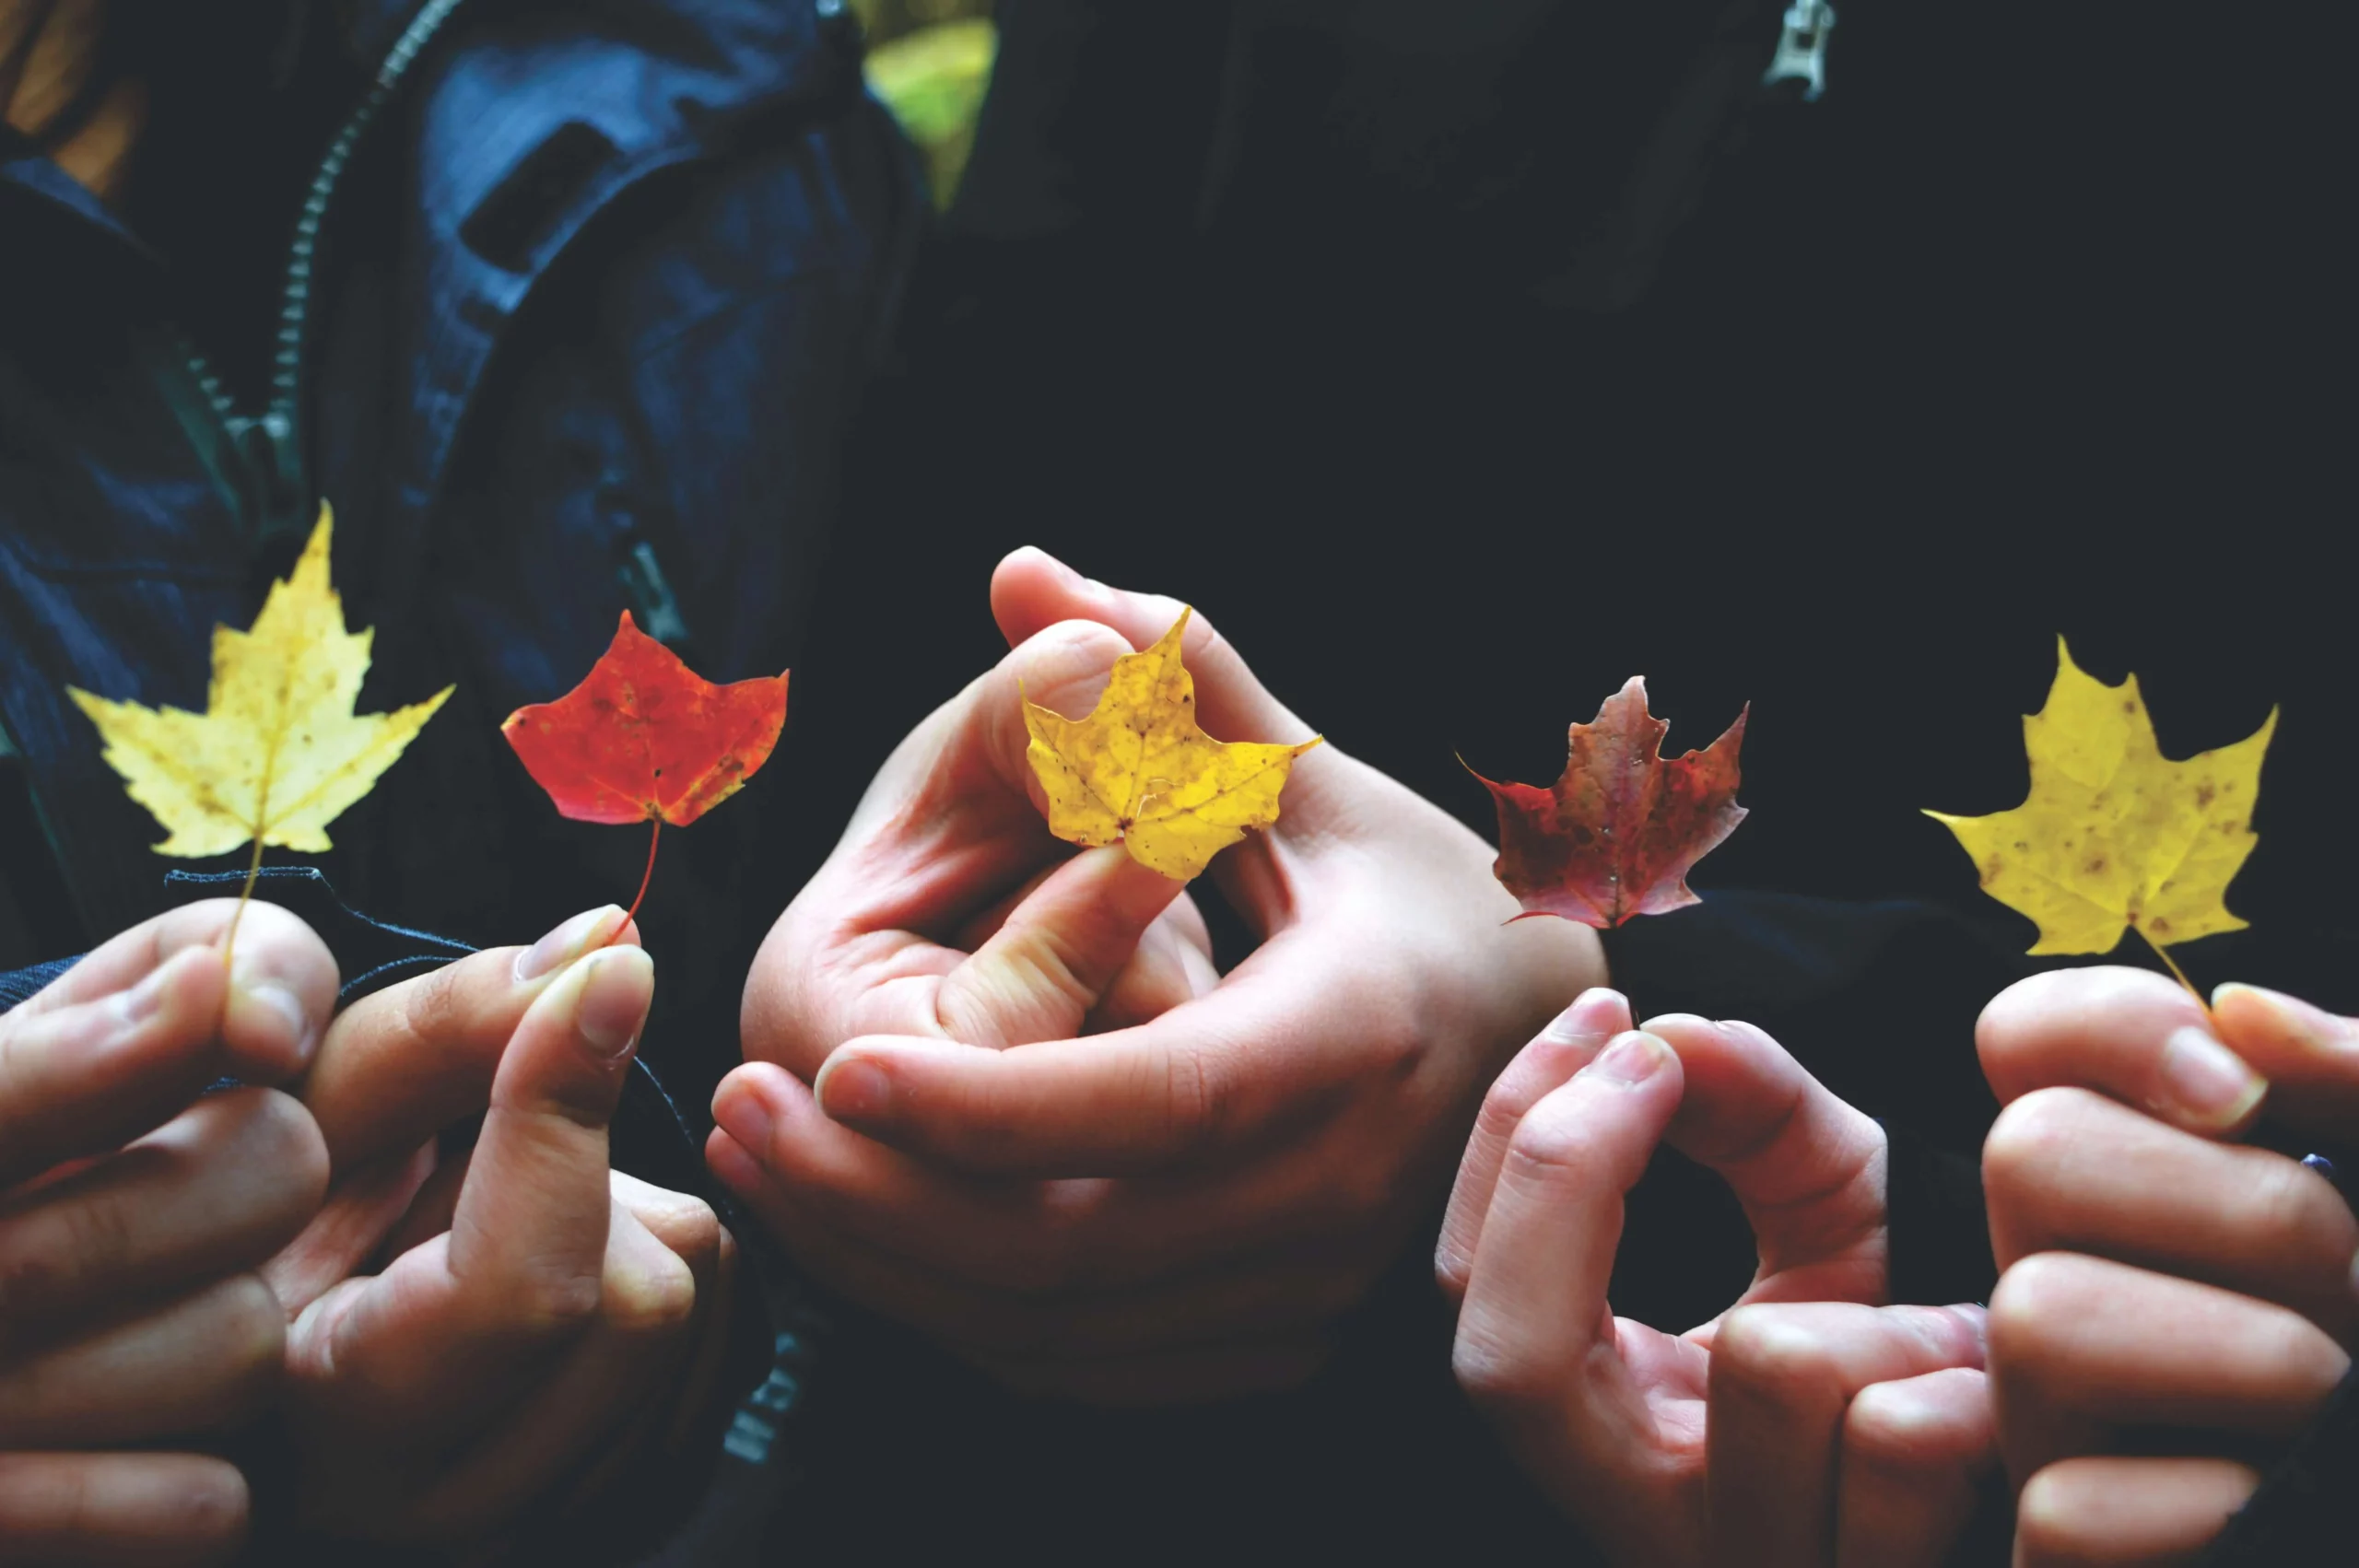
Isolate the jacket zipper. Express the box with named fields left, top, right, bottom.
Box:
left=179, top=0, right=471, bottom=544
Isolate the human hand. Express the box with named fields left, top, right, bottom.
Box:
left=712, top=549, right=1601, bottom=1403
left=1442, top=989, right=1996, bottom=1568
left=0, top=900, right=336, bottom=1566
left=1978, top=968, right=2358, bottom=1566
left=262, top=909, right=734, bottom=1548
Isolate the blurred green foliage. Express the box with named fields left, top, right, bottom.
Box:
left=853, top=0, right=997, bottom=210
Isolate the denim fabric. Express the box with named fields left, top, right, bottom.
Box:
left=0, top=1, right=921, bottom=1114
left=2, top=8, right=915, bottom=1555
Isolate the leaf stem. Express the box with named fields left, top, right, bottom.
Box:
left=222, top=835, right=265, bottom=969
left=626, top=817, right=661, bottom=925
left=2136, top=925, right=2204, bottom=1008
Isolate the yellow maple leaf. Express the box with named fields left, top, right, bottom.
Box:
left=68, top=504, right=452, bottom=868
left=1926, top=638, right=2276, bottom=970
left=1023, top=609, right=1322, bottom=881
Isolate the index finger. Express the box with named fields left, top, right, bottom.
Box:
left=1977, top=967, right=2268, bottom=1137
left=810, top=947, right=1338, bottom=1176
left=299, top=907, right=632, bottom=1172
left=6, top=898, right=336, bottom=1082
left=1644, top=1015, right=1887, bottom=1300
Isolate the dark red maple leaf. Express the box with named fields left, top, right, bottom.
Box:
left=1469, top=677, right=1747, bottom=928
left=502, top=611, right=789, bottom=918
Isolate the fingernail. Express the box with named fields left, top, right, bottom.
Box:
left=516, top=906, right=628, bottom=983
left=1541, top=989, right=1627, bottom=1044
left=1589, top=1030, right=1671, bottom=1085
left=235, top=980, right=312, bottom=1059
left=816, top=1055, right=891, bottom=1123
left=712, top=1080, right=775, bottom=1156
left=2158, top=1025, right=2266, bottom=1127
left=2215, top=983, right=2354, bottom=1057
left=571, top=946, right=652, bottom=1059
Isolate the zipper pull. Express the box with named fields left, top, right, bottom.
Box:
left=224, top=410, right=311, bottom=546
left=1763, top=0, right=1837, bottom=102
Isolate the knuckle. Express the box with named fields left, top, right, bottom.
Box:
left=511, top=1268, right=606, bottom=1336
left=1161, top=1042, right=1223, bottom=1153
left=1498, top=1104, right=1602, bottom=1186
left=50, top=1183, right=138, bottom=1299
left=1712, top=1305, right=1838, bottom=1397
left=2238, top=1155, right=2353, bottom=1263
left=1988, top=1253, right=2088, bottom=1370
left=1449, top=1325, right=1562, bottom=1416
left=608, top=1253, right=699, bottom=1337
left=1982, top=1089, right=2095, bottom=1197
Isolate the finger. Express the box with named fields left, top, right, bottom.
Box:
left=1837, top=1365, right=1998, bottom=1568
left=1644, top=1016, right=1888, bottom=1302
left=0, top=1273, right=283, bottom=1447
left=927, top=846, right=1187, bottom=1049
left=990, top=549, right=1318, bottom=749
left=400, top=1202, right=699, bottom=1541
left=445, top=945, right=648, bottom=1312
left=1989, top=1252, right=2350, bottom=1482
left=0, top=1088, right=326, bottom=1336
left=1983, top=1087, right=2359, bottom=1341
left=0, top=949, right=229, bottom=1188
left=1437, top=988, right=1633, bottom=1305
left=262, top=1141, right=438, bottom=1318
left=299, top=906, right=631, bottom=1173
left=6, top=899, right=336, bottom=1084
left=717, top=1055, right=1424, bottom=1296
left=735, top=620, right=1154, bottom=1081
left=805, top=942, right=1376, bottom=1175
left=295, top=949, right=651, bottom=1428
left=2015, top=1456, right=2259, bottom=1567
left=0, top=1452, right=249, bottom=1567
left=1450, top=1033, right=1684, bottom=1458
left=1978, top=967, right=2266, bottom=1136
left=2211, top=982, right=2359, bottom=1141
left=1082, top=897, right=1221, bottom=1035
left=1707, top=1303, right=1989, bottom=1568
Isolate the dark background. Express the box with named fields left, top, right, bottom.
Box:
left=759, top=5, right=2355, bottom=1555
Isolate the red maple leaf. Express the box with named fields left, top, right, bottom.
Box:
left=1469, top=677, right=1747, bottom=928
left=502, top=612, right=789, bottom=918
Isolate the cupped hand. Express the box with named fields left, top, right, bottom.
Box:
left=1978, top=967, right=2358, bottom=1566
left=1443, top=990, right=1996, bottom=1568
left=0, top=899, right=337, bottom=1567
left=262, top=909, right=734, bottom=1547
left=712, top=549, right=1600, bottom=1403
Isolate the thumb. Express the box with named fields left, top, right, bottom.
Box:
left=991, top=548, right=1318, bottom=751
left=878, top=848, right=1181, bottom=1059
left=446, top=946, right=651, bottom=1292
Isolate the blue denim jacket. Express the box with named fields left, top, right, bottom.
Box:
left=1, top=3, right=916, bottom=1553
left=0, top=0, right=918, bottom=1078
